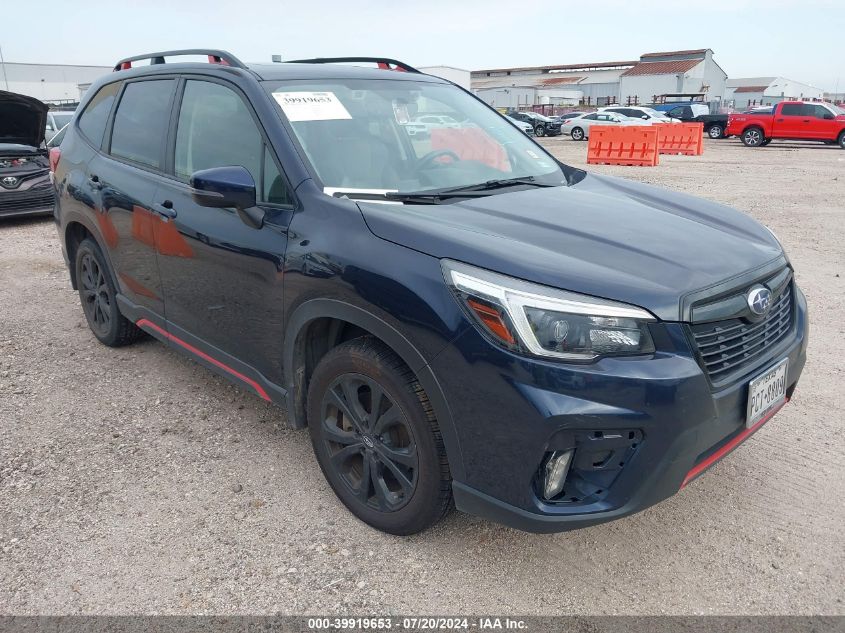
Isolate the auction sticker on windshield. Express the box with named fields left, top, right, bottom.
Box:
left=746, top=358, right=788, bottom=428
left=273, top=91, right=352, bottom=121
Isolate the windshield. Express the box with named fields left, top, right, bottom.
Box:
left=51, top=112, right=74, bottom=128
left=266, top=78, right=564, bottom=194
left=829, top=103, right=845, bottom=116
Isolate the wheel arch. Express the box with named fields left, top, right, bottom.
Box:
left=283, top=298, right=465, bottom=481
left=62, top=213, right=111, bottom=290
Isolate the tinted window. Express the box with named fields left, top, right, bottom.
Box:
left=583, top=114, right=598, bottom=120
left=781, top=103, right=804, bottom=116
left=667, top=107, right=684, bottom=118
left=263, top=146, right=292, bottom=205
left=175, top=80, right=262, bottom=186
left=811, top=105, right=831, bottom=118
left=110, top=80, right=175, bottom=169
left=78, top=82, right=120, bottom=147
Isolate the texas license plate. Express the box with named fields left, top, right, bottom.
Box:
left=746, top=358, right=788, bottom=428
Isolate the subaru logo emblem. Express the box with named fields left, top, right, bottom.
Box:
left=1, top=176, right=18, bottom=188
left=747, top=286, right=772, bottom=316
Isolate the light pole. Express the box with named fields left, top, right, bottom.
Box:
left=0, top=45, right=10, bottom=91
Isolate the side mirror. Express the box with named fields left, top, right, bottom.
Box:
left=190, top=166, right=264, bottom=229
left=823, top=112, right=835, bottom=120
left=642, top=115, right=649, bottom=119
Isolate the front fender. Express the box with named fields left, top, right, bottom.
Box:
left=283, top=297, right=466, bottom=482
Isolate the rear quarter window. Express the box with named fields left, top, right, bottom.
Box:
left=77, top=82, right=121, bottom=147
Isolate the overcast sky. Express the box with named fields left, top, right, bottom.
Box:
left=2, top=0, right=843, bottom=91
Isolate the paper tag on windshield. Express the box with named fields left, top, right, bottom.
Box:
left=272, top=91, right=352, bottom=122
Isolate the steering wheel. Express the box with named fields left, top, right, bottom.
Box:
left=418, top=149, right=462, bottom=169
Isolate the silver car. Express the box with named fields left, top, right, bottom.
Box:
left=562, top=112, right=651, bottom=140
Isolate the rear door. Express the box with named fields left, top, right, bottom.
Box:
left=153, top=77, right=295, bottom=385
left=92, top=78, right=177, bottom=319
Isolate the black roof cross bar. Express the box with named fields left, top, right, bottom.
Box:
left=113, top=49, right=247, bottom=72
left=286, top=57, right=421, bottom=74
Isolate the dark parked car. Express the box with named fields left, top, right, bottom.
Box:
left=1, top=90, right=55, bottom=218
left=507, top=110, right=562, bottom=136
left=662, top=104, right=731, bottom=139
left=54, top=50, right=808, bottom=535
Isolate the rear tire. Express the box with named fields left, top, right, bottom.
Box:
left=741, top=126, right=764, bottom=147
left=707, top=124, right=724, bottom=139
left=571, top=127, right=585, bottom=141
left=307, top=337, right=452, bottom=535
left=75, top=238, right=143, bottom=347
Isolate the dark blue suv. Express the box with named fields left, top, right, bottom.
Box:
left=53, top=50, right=808, bottom=534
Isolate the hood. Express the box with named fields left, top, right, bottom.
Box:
left=0, top=90, right=48, bottom=148
left=357, top=173, right=784, bottom=321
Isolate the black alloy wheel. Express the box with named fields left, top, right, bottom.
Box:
left=307, top=338, right=452, bottom=534
left=74, top=238, right=143, bottom=347
left=319, top=372, right=419, bottom=512
left=79, top=250, right=112, bottom=338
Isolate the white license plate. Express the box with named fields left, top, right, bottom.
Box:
left=746, top=358, right=788, bottom=428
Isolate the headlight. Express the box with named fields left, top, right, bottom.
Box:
left=442, top=260, right=656, bottom=361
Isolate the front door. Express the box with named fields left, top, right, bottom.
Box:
left=153, top=78, right=295, bottom=386
left=773, top=103, right=809, bottom=139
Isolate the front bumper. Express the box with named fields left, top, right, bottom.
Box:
left=430, top=286, right=809, bottom=533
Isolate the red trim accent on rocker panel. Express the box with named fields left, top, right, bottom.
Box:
left=681, top=398, right=789, bottom=488
left=135, top=319, right=272, bottom=402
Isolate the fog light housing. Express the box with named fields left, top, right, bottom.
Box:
left=543, top=449, right=574, bottom=500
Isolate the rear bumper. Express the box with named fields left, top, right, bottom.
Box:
left=432, top=286, right=809, bottom=533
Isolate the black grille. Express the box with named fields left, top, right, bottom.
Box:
left=691, top=284, right=793, bottom=382
left=0, top=187, right=55, bottom=213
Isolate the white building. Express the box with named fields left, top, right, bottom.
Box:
left=472, top=60, right=637, bottom=109
left=418, top=66, right=471, bottom=90
left=725, top=77, right=825, bottom=109
left=0, top=62, right=111, bottom=104
left=618, top=49, right=727, bottom=105
left=470, top=49, right=727, bottom=109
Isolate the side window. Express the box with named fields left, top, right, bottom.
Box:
left=78, top=82, right=121, bottom=147
left=263, top=146, right=293, bottom=206
left=175, top=80, right=262, bottom=186
left=583, top=114, right=598, bottom=120
left=667, top=107, right=683, bottom=118
left=812, top=105, right=831, bottom=119
left=110, top=80, right=175, bottom=169
left=781, top=103, right=804, bottom=116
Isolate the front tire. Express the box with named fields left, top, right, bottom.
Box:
left=307, top=338, right=452, bottom=535
left=75, top=238, right=143, bottom=347
left=535, top=125, right=546, bottom=137
left=707, top=124, right=724, bottom=139
left=838, top=131, right=845, bottom=149
left=571, top=127, right=585, bottom=141
left=741, top=126, right=764, bottom=147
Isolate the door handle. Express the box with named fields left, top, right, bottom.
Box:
left=802, top=119, right=811, bottom=122
left=153, top=200, right=177, bottom=219
left=776, top=118, right=784, bottom=122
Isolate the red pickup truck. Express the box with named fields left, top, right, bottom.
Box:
left=727, top=101, right=845, bottom=148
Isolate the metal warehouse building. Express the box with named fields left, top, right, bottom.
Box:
left=472, top=49, right=728, bottom=109
left=725, top=77, right=824, bottom=109
left=0, top=62, right=111, bottom=105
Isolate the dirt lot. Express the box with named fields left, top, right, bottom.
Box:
left=1, top=138, right=843, bottom=615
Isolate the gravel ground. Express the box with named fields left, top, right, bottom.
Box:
left=1, top=138, right=843, bottom=616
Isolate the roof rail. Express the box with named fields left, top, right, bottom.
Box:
left=286, top=57, right=420, bottom=74
left=113, top=49, right=247, bottom=72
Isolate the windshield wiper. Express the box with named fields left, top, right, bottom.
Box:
left=385, top=176, right=559, bottom=200
left=332, top=177, right=559, bottom=205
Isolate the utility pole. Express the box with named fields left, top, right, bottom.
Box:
left=0, top=45, right=10, bottom=91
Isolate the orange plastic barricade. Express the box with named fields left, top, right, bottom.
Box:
left=587, top=126, right=659, bottom=167
left=654, top=122, right=704, bottom=156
